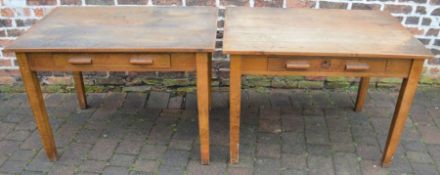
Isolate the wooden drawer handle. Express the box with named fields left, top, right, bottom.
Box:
left=68, top=57, right=92, bottom=65
left=129, top=57, right=154, bottom=65
left=286, top=61, right=310, bottom=69
left=346, top=63, right=370, bottom=71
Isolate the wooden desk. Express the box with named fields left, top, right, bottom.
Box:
left=223, top=7, right=433, bottom=167
left=6, top=7, right=217, bottom=164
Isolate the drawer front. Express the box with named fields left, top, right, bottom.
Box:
left=268, top=57, right=387, bottom=73
left=241, top=56, right=412, bottom=77
left=27, top=53, right=197, bottom=71
left=53, top=53, right=171, bottom=69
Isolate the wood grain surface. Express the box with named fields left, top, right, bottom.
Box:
left=224, top=7, right=432, bottom=59
left=6, top=7, right=218, bottom=53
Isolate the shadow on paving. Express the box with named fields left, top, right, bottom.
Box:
left=0, top=88, right=439, bottom=175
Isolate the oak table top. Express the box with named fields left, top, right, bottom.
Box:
left=223, top=7, right=432, bottom=59
left=6, top=6, right=218, bottom=53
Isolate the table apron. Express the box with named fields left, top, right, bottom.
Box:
left=240, top=56, right=414, bottom=78
left=25, top=53, right=198, bottom=72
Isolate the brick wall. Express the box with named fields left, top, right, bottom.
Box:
left=0, top=0, right=439, bottom=89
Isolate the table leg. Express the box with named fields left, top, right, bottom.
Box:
left=196, top=53, right=210, bottom=164
left=17, top=53, right=58, bottom=161
left=230, top=55, right=241, bottom=164
left=208, top=54, right=212, bottom=110
left=73, top=71, right=87, bottom=109
left=355, top=77, right=370, bottom=112
left=382, top=60, right=424, bottom=167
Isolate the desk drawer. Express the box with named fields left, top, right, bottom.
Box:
left=53, top=53, right=171, bottom=68
left=25, top=53, right=200, bottom=71
left=268, top=57, right=387, bottom=73
left=240, top=56, right=412, bottom=77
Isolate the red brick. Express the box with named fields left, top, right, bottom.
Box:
left=0, top=59, right=11, bottom=67
left=117, top=0, right=147, bottom=4
left=351, top=3, right=381, bottom=10
left=426, top=28, right=439, bottom=36
left=6, top=29, right=26, bottom=37
left=45, top=76, right=73, bottom=85
left=153, top=0, right=181, bottom=5
left=33, top=8, right=45, bottom=17
left=254, top=0, right=283, bottom=7
left=0, top=70, right=20, bottom=76
left=319, top=1, right=348, bottom=9
left=186, top=0, right=216, bottom=6
left=1, top=8, right=14, bottom=17
left=0, top=19, right=13, bottom=27
left=221, top=0, right=249, bottom=6
left=286, top=0, right=315, bottom=8
left=27, top=0, right=57, bottom=5
left=0, top=76, right=16, bottom=85
left=407, top=27, right=425, bottom=35
left=61, top=0, right=82, bottom=5
left=0, top=39, right=13, bottom=48
left=0, top=30, right=5, bottom=37
left=384, top=4, right=412, bottom=14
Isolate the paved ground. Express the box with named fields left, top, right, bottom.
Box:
left=0, top=88, right=439, bottom=175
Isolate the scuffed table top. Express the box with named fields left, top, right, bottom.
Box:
left=223, top=7, right=432, bottom=59
left=6, top=7, right=218, bottom=53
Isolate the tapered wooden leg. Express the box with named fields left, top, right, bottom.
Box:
left=208, top=54, right=212, bottom=110
left=382, top=60, right=424, bottom=167
left=196, top=53, right=210, bottom=164
left=229, top=55, right=241, bottom=164
left=73, top=72, right=87, bottom=109
left=17, top=53, right=58, bottom=161
left=355, top=77, right=370, bottom=112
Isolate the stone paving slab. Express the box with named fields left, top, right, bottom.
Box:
left=0, top=88, right=439, bottom=175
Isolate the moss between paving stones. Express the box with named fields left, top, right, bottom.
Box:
left=0, top=76, right=439, bottom=93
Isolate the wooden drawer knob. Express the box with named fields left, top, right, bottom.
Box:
left=346, top=63, right=369, bottom=71
left=129, top=57, right=154, bottom=65
left=68, top=57, right=92, bottom=65
left=286, top=61, right=310, bottom=69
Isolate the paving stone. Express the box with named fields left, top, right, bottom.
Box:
left=307, top=144, right=332, bottom=157
left=161, top=149, right=190, bottom=168
left=356, top=145, right=382, bottom=161
left=110, top=154, right=135, bottom=167
left=58, top=143, right=92, bottom=165
left=427, top=144, right=440, bottom=166
left=158, top=166, right=184, bottom=175
left=256, top=143, right=281, bottom=159
left=412, top=163, right=440, bottom=175
left=0, top=123, right=15, bottom=139
left=407, top=151, right=434, bottom=164
left=133, top=159, right=159, bottom=173
left=5, top=130, right=31, bottom=141
left=146, top=92, right=169, bottom=109
left=139, top=144, right=167, bottom=160
left=0, top=140, right=20, bottom=157
left=254, top=158, right=280, bottom=175
left=48, top=164, right=75, bottom=175
left=169, top=139, right=193, bottom=151
left=26, top=150, right=54, bottom=172
left=102, top=166, right=129, bottom=175
left=307, top=155, right=335, bottom=175
left=333, top=152, right=361, bottom=175
left=115, top=140, right=143, bottom=155
left=281, top=153, right=306, bottom=170
left=88, top=138, right=118, bottom=161
left=281, top=169, right=307, bottom=175
left=360, top=160, right=388, bottom=175
left=186, top=161, right=227, bottom=175
left=78, top=160, right=107, bottom=173
left=10, top=149, right=36, bottom=161
left=121, top=93, right=147, bottom=110
left=418, top=125, right=440, bottom=144
left=389, top=156, right=414, bottom=174
left=0, top=160, right=27, bottom=174
left=227, top=167, right=253, bottom=175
